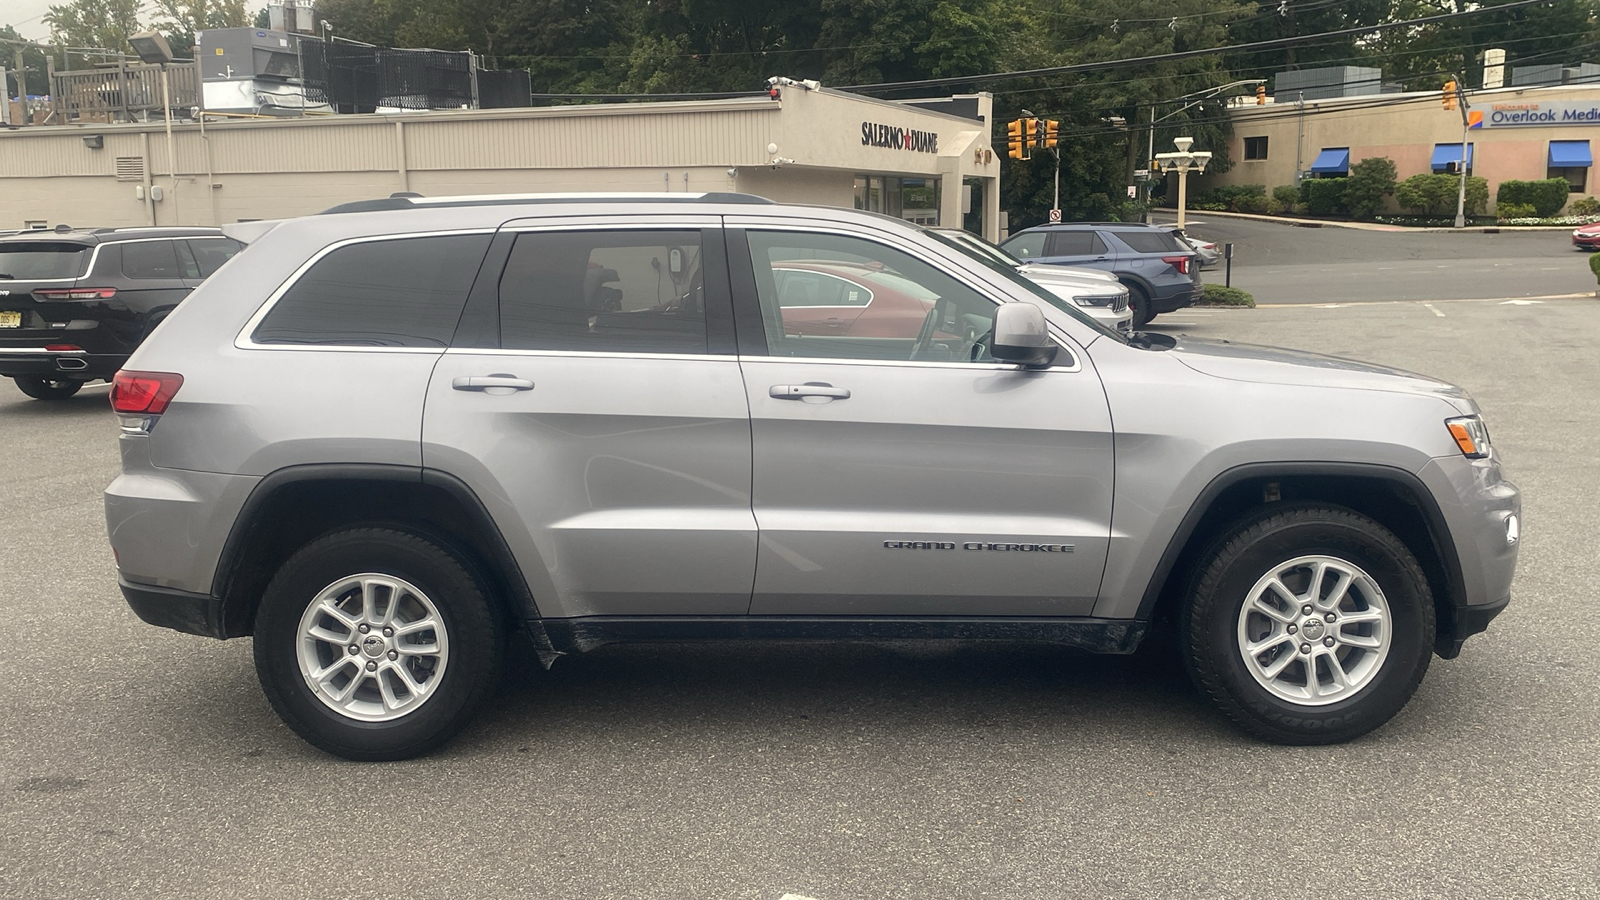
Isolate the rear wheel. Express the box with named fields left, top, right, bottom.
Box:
left=1126, top=283, right=1153, bottom=328
left=13, top=376, right=84, bottom=400
left=1181, top=504, right=1434, bottom=745
left=253, top=528, right=504, bottom=761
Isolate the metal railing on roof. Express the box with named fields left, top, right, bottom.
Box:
left=50, top=61, right=199, bottom=122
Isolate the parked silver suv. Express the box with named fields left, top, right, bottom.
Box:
left=106, top=194, right=1519, bottom=760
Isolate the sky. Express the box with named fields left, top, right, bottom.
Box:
left=1, top=0, right=54, bottom=40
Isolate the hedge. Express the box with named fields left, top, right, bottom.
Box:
left=1301, top=178, right=1349, bottom=216
left=1271, top=184, right=1300, bottom=213
left=1396, top=174, right=1488, bottom=216
left=1496, top=178, right=1571, bottom=218
left=1191, top=184, right=1266, bottom=212
left=1199, top=284, right=1255, bottom=307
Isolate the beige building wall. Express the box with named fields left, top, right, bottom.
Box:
left=0, top=90, right=1002, bottom=238
left=1203, top=83, right=1600, bottom=212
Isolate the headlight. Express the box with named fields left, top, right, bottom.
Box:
left=1073, top=293, right=1123, bottom=308
left=1445, top=415, right=1492, bottom=458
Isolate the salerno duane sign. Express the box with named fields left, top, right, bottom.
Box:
left=862, top=121, right=939, bottom=153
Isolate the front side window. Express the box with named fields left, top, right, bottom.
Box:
left=121, top=241, right=182, bottom=279
left=775, top=268, right=873, bottom=307
left=1045, top=231, right=1107, bottom=257
left=498, top=230, right=707, bottom=354
left=252, top=233, right=490, bottom=347
left=1002, top=231, right=1047, bottom=260
left=746, top=230, right=998, bottom=363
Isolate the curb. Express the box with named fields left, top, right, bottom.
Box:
left=1152, top=209, right=1581, bottom=234
left=1253, top=292, right=1598, bottom=309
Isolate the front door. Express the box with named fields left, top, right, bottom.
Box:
left=727, top=223, right=1115, bottom=617
left=423, top=218, right=757, bottom=619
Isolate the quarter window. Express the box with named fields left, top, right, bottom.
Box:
left=745, top=230, right=997, bottom=363
left=252, top=234, right=490, bottom=347
left=498, top=230, right=707, bottom=354
left=187, top=238, right=244, bottom=278
left=1114, top=230, right=1185, bottom=254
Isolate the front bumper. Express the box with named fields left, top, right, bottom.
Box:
left=1416, top=453, right=1520, bottom=657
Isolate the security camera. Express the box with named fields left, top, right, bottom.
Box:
left=727, top=167, right=738, bottom=178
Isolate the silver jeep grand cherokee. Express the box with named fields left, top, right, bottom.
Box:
left=105, top=193, right=1519, bottom=760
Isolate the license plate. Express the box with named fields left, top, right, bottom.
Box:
left=0, top=311, right=21, bottom=328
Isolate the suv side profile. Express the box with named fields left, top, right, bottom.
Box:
left=0, top=227, right=242, bottom=400
left=1000, top=222, right=1201, bottom=327
left=107, top=194, right=1518, bottom=760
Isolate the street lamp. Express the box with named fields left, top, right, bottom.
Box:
left=1144, top=79, right=1264, bottom=212
left=1154, top=136, right=1212, bottom=230
left=128, top=31, right=178, bottom=225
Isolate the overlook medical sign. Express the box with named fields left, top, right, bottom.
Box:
left=1478, top=100, right=1600, bottom=128
left=861, top=121, right=940, bottom=153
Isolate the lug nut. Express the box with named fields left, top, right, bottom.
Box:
left=382, top=627, right=393, bottom=637
left=387, top=650, right=398, bottom=660
left=348, top=644, right=358, bottom=655
left=365, top=661, right=377, bottom=672
left=1323, top=637, right=1335, bottom=647
left=1325, top=613, right=1336, bottom=623
left=1302, top=604, right=1313, bottom=615
left=1300, top=643, right=1312, bottom=654
left=1287, top=624, right=1298, bottom=634
left=358, top=624, right=370, bottom=634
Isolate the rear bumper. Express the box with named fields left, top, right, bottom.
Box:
left=1151, top=283, right=1202, bottom=314
left=0, top=349, right=123, bottom=379
left=120, top=577, right=228, bottom=639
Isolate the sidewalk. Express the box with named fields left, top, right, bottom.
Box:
left=1151, top=208, right=1579, bottom=234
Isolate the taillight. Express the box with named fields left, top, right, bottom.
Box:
left=1162, top=255, right=1191, bottom=275
left=33, top=287, right=117, bottom=301
left=110, top=370, right=184, bottom=415
left=44, top=344, right=84, bottom=352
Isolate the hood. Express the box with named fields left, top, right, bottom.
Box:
left=1018, top=263, right=1122, bottom=289
left=1170, top=336, right=1474, bottom=406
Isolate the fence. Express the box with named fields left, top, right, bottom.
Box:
left=51, top=62, right=199, bottom=122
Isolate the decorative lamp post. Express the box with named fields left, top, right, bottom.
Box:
left=1153, top=136, right=1212, bottom=230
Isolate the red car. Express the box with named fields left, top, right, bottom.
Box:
left=773, top=260, right=938, bottom=337
left=1573, top=222, right=1600, bottom=250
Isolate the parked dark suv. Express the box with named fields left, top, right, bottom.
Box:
left=0, top=226, right=243, bottom=400
left=1000, top=222, right=1201, bottom=327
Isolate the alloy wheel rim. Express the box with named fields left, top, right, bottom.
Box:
left=1235, top=555, right=1392, bottom=707
left=296, top=573, right=450, bottom=722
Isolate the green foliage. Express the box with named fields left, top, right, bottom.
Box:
left=1495, top=179, right=1572, bottom=218
left=1271, top=184, right=1300, bottom=214
left=43, top=0, right=143, bottom=67
left=1237, top=194, right=1271, bottom=215
left=1396, top=174, right=1487, bottom=217
left=1303, top=178, right=1348, bottom=217
left=1199, top=284, right=1254, bottom=307
left=1571, top=197, right=1600, bottom=216
left=1191, top=184, right=1264, bottom=212
left=1590, top=251, right=1600, bottom=286
left=0, top=26, right=49, bottom=98
left=1343, top=156, right=1396, bottom=220
left=149, top=0, right=249, bottom=57
left=1495, top=203, right=1536, bottom=220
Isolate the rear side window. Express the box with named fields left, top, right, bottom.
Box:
left=122, top=241, right=183, bottom=279
left=0, top=242, right=89, bottom=280
left=1045, top=231, right=1108, bottom=256
left=498, top=230, right=707, bottom=354
left=252, top=234, right=490, bottom=347
left=187, top=238, right=244, bottom=278
left=1114, top=230, right=1185, bottom=254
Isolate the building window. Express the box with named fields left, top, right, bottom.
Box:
left=1548, top=141, right=1592, bottom=193
left=1244, top=137, right=1268, bottom=160
left=854, top=174, right=940, bottom=226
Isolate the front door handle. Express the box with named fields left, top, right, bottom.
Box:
left=452, top=374, right=535, bottom=393
left=770, top=382, right=851, bottom=402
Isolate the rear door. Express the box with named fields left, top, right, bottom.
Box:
left=422, top=216, right=757, bottom=619
left=110, top=239, right=194, bottom=349
left=1044, top=230, right=1116, bottom=273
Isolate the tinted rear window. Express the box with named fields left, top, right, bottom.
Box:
left=1114, top=230, right=1185, bottom=254
left=253, top=234, right=490, bottom=347
left=0, top=243, right=89, bottom=280
left=122, top=241, right=183, bottom=279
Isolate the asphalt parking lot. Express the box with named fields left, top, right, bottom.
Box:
left=3, top=295, right=1598, bottom=899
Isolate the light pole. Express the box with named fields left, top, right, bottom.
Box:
left=1021, top=108, right=1060, bottom=213
left=1154, top=136, right=1212, bottom=230
left=129, top=31, right=178, bottom=225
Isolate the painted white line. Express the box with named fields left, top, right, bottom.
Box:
left=1500, top=299, right=1544, bottom=305
left=1423, top=303, right=1446, bottom=317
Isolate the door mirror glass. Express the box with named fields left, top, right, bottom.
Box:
left=990, top=303, right=1057, bottom=368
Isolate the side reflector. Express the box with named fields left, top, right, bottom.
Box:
left=110, top=370, right=184, bottom=415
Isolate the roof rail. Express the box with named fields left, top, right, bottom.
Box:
left=318, top=192, right=776, bottom=215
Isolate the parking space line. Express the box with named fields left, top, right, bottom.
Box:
left=1423, top=303, right=1445, bottom=317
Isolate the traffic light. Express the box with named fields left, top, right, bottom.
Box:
left=1256, top=84, right=1267, bottom=105
left=1043, top=119, right=1059, bottom=149
left=1443, top=80, right=1457, bottom=110
left=1006, top=119, right=1025, bottom=160
left=1023, top=117, right=1038, bottom=149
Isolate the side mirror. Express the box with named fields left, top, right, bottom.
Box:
left=990, top=303, right=1058, bottom=368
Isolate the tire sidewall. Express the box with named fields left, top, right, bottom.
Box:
left=254, top=530, right=498, bottom=760
left=1191, top=510, right=1433, bottom=742
left=13, top=376, right=84, bottom=400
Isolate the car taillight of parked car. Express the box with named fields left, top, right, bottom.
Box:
left=32, top=287, right=118, bottom=301
left=1162, top=255, right=1191, bottom=275
left=111, top=370, right=183, bottom=416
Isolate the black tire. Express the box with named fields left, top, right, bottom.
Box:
left=13, top=376, right=84, bottom=400
left=253, top=528, right=504, bottom=761
left=1126, top=283, right=1154, bottom=328
left=1180, top=504, right=1434, bottom=745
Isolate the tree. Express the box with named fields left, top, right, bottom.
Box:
left=0, top=26, right=50, bottom=98
left=43, top=0, right=144, bottom=67
left=150, top=0, right=250, bottom=57
left=1343, top=156, right=1396, bottom=219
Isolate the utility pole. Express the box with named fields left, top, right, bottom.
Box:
left=1451, top=76, right=1471, bottom=229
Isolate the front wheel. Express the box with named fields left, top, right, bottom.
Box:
left=1181, top=504, right=1435, bottom=745
left=253, top=528, right=504, bottom=761
left=13, top=376, right=84, bottom=400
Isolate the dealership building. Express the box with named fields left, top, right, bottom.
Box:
left=1198, top=79, right=1600, bottom=212
left=0, top=84, right=1002, bottom=239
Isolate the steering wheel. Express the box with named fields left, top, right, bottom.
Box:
left=909, top=300, right=943, bottom=360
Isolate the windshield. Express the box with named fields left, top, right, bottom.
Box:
left=0, top=243, right=89, bottom=280
left=922, top=228, right=1127, bottom=344
left=937, top=229, right=1024, bottom=268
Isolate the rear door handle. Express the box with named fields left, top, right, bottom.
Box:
left=452, top=374, right=535, bottom=392
left=769, top=382, right=851, bottom=401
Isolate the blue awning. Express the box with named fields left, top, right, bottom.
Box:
left=1431, top=143, right=1474, bottom=171
left=1309, top=148, right=1350, bottom=175
left=1550, top=141, right=1593, bottom=167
